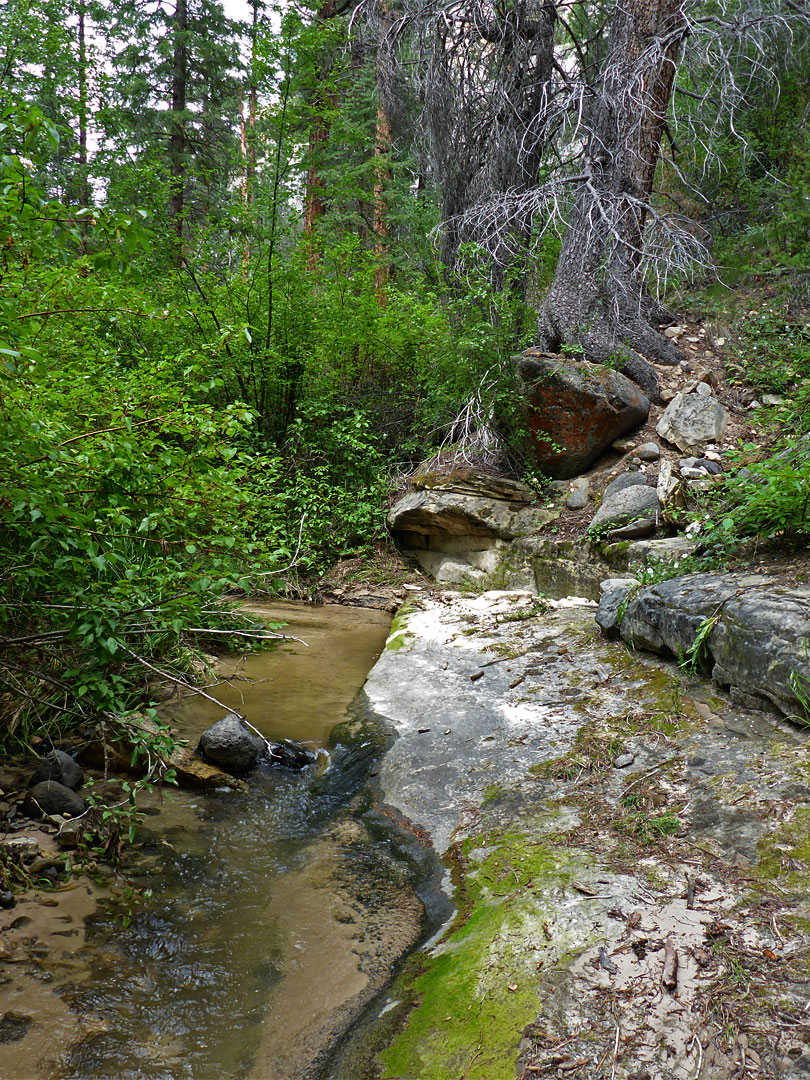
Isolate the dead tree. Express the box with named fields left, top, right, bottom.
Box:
left=536, top=0, right=688, bottom=400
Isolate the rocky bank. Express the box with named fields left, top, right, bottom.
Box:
left=332, top=586, right=810, bottom=1080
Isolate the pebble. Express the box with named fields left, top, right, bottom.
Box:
left=614, top=753, right=635, bottom=769
left=635, top=442, right=660, bottom=462
left=695, top=381, right=712, bottom=396
left=0, top=891, right=16, bottom=909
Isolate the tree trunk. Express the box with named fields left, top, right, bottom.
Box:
left=169, top=0, right=188, bottom=254
left=303, top=0, right=337, bottom=268
left=77, top=2, right=91, bottom=215
left=537, top=0, right=687, bottom=401
left=372, top=0, right=392, bottom=303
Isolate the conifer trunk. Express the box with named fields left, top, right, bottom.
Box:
left=169, top=0, right=188, bottom=252
left=537, top=0, right=687, bottom=401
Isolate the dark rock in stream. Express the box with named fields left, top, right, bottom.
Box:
left=29, top=749, right=84, bottom=791
left=23, top=781, right=86, bottom=819
left=198, top=714, right=263, bottom=775
left=266, top=739, right=316, bottom=770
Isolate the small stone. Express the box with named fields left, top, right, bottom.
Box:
left=635, top=442, right=660, bottom=462
left=663, top=326, right=683, bottom=339
left=696, top=458, right=722, bottom=475
left=687, top=336, right=700, bottom=343
left=608, top=516, right=656, bottom=540
left=611, top=437, right=637, bottom=454
left=660, top=387, right=677, bottom=403
left=0, top=891, right=16, bottom=909
left=697, top=368, right=720, bottom=388
left=695, top=381, right=712, bottom=397
left=762, top=394, right=785, bottom=407
left=703, top=450, right=722, bottom=462
left=267, top=740, right=316, bottom=770
left=682, top=466, right=710, bottom=479
left=565, top=477, right=591, bottom=510
left=680, top=360, right=693, bottom=372
left=614, top=753, right=635, bottom=769
left=715, top=337, right=726, bottom=347
left=1, top=836, right=40, bottom=858
left=55, top=819, right=84, bottom=848
left=749, top=400, right=762, bottom=410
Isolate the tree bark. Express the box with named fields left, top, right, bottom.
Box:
left=303, top=0, right=338, bottom=268
left=372, top=0, right=392, bottom=303
left=537, top=0, right=687, bottom=401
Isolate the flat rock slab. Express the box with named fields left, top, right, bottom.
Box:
left=365, top=592, right=599, bottom=853
left=347, top=589, right=810, bottom=1080
left=596, top=571, right=810, bottom=716
left=517, top=351, right=650, bottom=480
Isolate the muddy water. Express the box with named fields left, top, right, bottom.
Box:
left=3, top=603, right=429, bottom=1080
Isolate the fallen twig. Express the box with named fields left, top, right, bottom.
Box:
left=662, top=935, right=679, bottom=992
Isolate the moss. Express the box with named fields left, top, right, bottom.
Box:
left=377, top=831, right=587, bottom=1080
left=755, top=806, right=810, bottom=890
left=386, top=605, right=415, bottom=652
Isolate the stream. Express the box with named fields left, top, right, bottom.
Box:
left=3, top=603, right=434, bottom=1080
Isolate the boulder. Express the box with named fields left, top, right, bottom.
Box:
left=29, top=750, right=83, bottom=792
left=268, top=740, right=317, bottom=770
left=656, top=393, right=728, bottom=453
left=596, top=572, right=810, bottom=716
left=589, top=485, right=661, bottom=534
left=516, top=351, right=650, bottom=480
left=23, top=781, right=85, bottom=819
left=603, top=472, right=649, bottom=500
left=198, top=714, right=263, bottom=776
left=388, top=476, right=536, bottom=542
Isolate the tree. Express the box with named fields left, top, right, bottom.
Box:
left=536, top=0, right=687, bottom=400
left=391, top=0, right=810, bottom=399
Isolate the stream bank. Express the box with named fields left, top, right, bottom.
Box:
left=331, top=588, right=810, bottom=1080
left=0, top=602, right=443, bottom=1080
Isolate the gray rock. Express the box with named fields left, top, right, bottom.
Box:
left=657, top=460, right=685, bottom=519
left=565, top=478, right=591, bottom=510
left=589, top=485, right=660, bottom=534
left=598, top=572, right=810, bottom=716
left=23, top=781, right=85, bottom=820
left=681, top=466, right=710, bottom=479
left=608, top=516, right=656, bottom=540
left=516, top=351, right=650, bottom=480
left=636, top=442, right=660, bottom=462
left=613, top=753, right=635, bottom=769
left=696, top=458, right=722, bottom=475
left=29, top=750, right=83, bottom=792
left=695, top=381, right=712, bottom=396
left=596, top=582, right=634, bottom=638
left=198, top=714, right=263, bottom=775
left=603, top=472, right=649, bottom=499
left=656, top=393, right=728, bottom=453
left=1, top=836, right=39, bottom=857
left=762, top=394, right=785, bottom=407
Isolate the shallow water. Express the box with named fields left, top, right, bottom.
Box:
left=3, top=603, right=425, bottom=1080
